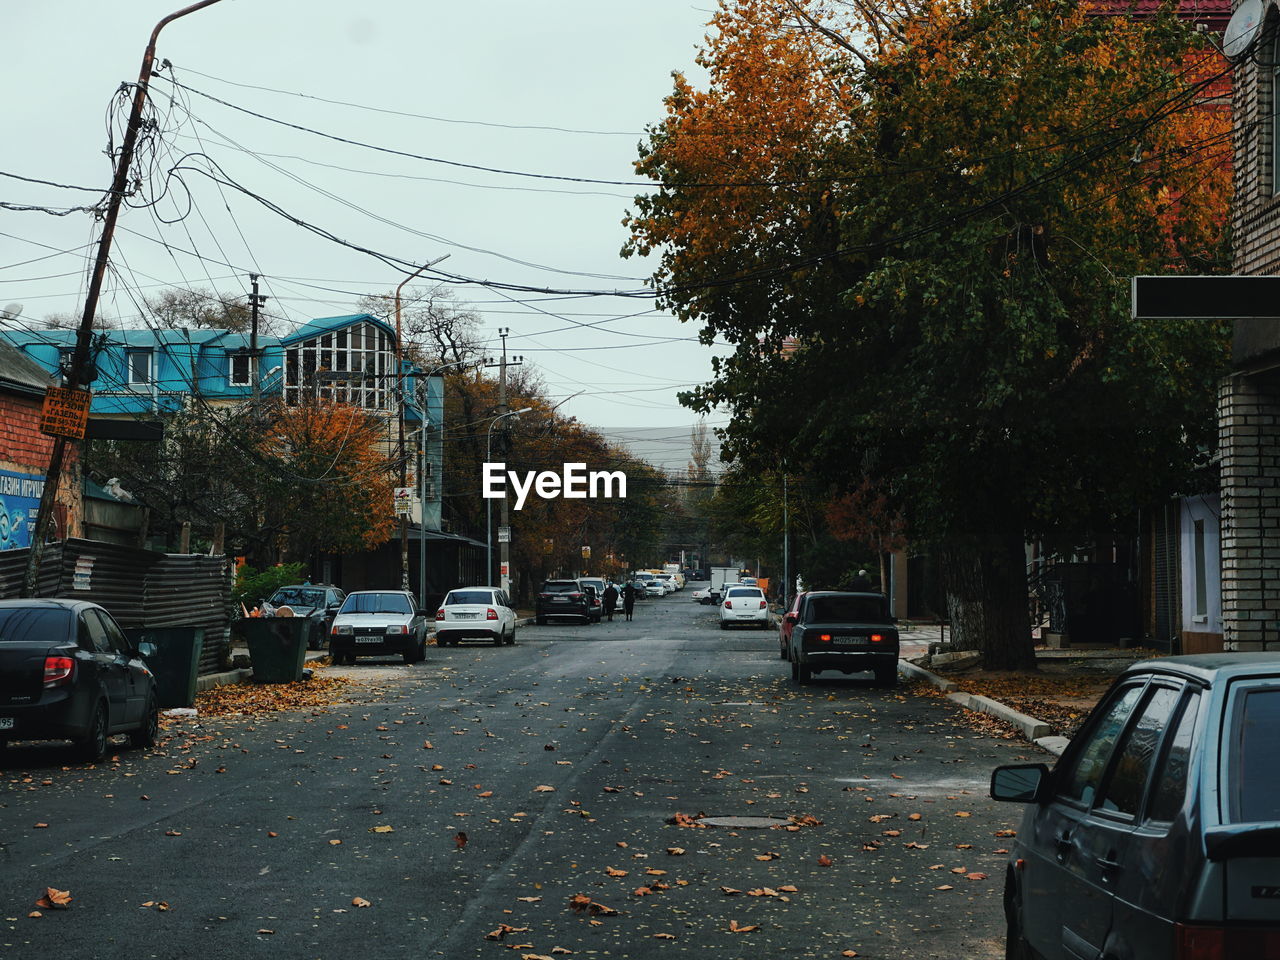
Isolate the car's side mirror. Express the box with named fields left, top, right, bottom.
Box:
left=784, top=612, right=798, bottom=623
left=990, top=764, right=1051, bottom=804
left=136, top=641, right=158, bottom=659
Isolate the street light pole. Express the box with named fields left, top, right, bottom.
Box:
left=486, top=407, right=532, bottom=586
left=21, top=0, right=225, bottom=598
left=392, top=254, right=449, bottom=591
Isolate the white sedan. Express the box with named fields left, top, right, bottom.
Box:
left=644, top=581, right=667, bottom=598
left=719, top=586, right=769, bottom=629
left=692, top=586, right=711, bottom=603
left=434, top=586, right=518, bottom=646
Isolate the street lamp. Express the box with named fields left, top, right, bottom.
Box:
left=486, top=406, right=533, bottom=586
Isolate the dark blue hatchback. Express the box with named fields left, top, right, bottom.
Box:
left=991, top=653, right=1280, bottom=960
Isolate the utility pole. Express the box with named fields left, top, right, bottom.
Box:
left=20, top=0, right=225, bottom=598
left=782, top=471, right=790, bottom=608
left=485, top=329, right=522, bottom=594
left=248, top=273, right=267, bottom=403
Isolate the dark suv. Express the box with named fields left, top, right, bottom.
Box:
left=536, top=580, right=590, bottom=624
left=992, top=653, right=1280, bottom=960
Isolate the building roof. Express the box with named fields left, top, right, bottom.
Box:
left=281, top=313, right=394, bottom=345
left=0, top=338, right=54, bottom=397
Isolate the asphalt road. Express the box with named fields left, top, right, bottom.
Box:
left=1, top=591, right=1033, bottom=960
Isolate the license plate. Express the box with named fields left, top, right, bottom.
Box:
left=453, top=613, right=477, bottom=620
left=834, top=637, right=867, bottom=646
left=0, top=717, right=13, bottom=729
left=356, top=637, right=382, bottom=644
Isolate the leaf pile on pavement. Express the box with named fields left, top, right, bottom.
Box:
left=914, top=668, right=1117, bottom=737
left=189, top=669, right=352, bottom=720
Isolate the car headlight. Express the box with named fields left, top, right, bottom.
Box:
left=385, top=624, right=410, bottom=635
left=333, top=624, right=352, bottom=635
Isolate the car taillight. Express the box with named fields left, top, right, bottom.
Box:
left=568, top=592, right=582, bottom=599
left=43, top=655, right=74, bottom=688
left=871, top=633, right=883, bottom=642
left=724, top=601, right=733, bottom=609
left=1176, top=924, right=1280, bottom=959
left=819, top=634, right=832, bottom=643
left=486, top=608, right=498, bottom=620
left=436, top=609, right=446, bottom=620
left=758, top=600, right=767, bottom=609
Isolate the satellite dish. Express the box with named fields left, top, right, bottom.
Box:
left=1224, top=0, right=1264, bottom=60
left=0, top=303, right=23, bottom=320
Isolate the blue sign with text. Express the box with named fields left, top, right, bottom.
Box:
left=0, top=469, right=44, bottom=549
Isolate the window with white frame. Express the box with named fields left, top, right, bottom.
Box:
left=281, top=322, right=395, bottom=409
left=229, top=351, right=252, bottom=386
left=127, top=349, right=152, bottom=385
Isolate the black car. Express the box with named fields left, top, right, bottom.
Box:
left=992, top=653, right=1280, bottom=960
left=536, top=580, right=590, bottom=624
left=0, top=598, right=159, bottom=760
left=785, top=591, right=899, bottom=687
left=264, top=583, right=345, bottom=650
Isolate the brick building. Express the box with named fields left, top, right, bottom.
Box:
left=1218, top=3, right=1280, bottom=651
left=0, top=339, right=80, bottom=548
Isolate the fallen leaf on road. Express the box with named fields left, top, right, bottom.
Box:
left=478, top=791, right=493, bottom=798
left=34, top=888, right=71, bottom=911
left=257, top=929, right=275, bottom=935
left=778, top=884, right=798, bottom=893
left=842, top=951, right=859, bottom=957
left=516, top=897, right=542, bottom=903
left=484, top=924, right=531, bottom=941
left=33, top=823, right=48, bottom=829
left=371, top=825, right=394, bottom=833
left=534, top=785, right=556, bottom=793
left=605, top=867, right=628, bottom=877
left=665, top=847, right=685, bottom=856
left=908, top=814, right=922, bottom=821
left=28, top=911, right=42, bottom=918
left=653, top=932, right=677, bottom=939
left=455, top=831, right=468, bottom=850
left=164, top=830, right=182, bottom=837
left=995, top=829, right=1017, bottom=837
left=329, top=839, right=342, bottom=846
left=352, top=897, right=371, bottom=908
left=267, top=832, right=278, bottom=838
left=818, top=855, right=833, bottom=867
left=935, top=885, right=954, bottom=891
left=633, top=886, right=652, bottom=896
left=955, top=811, right=971, bottom=818
left=728, top=920, right=758, bottom=933
left=966, top=872, right=988, bottom=881
left=568, top=894, right=617, bottom=916
left=720, top=886, right=742, bottom=896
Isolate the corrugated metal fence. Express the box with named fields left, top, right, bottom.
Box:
left=0, top=538, right=232, bottom=674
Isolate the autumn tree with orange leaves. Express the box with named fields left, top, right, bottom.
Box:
left=260, top=401, right=397, bottom=563
left=627, top=0, right=1231, bottom=668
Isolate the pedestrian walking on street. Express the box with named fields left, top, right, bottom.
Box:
left=621, top=582, right=637, bottom=621
left=602, top=582, right=619, bottom=622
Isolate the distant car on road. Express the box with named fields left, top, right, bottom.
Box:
left=777, top=591, right=808, bottom=658
left=0, top=598, right=159, bottom=760
left=719, top=585, right=769, bottom=629
left=435, top=587, right=517, bottom=646
left=991, top=653, right=1280, bottom=960
left=692, top=586, right=712, bottom=603
left=264, top=583, right=345, bottom=650
left=536, top=580, right=591, bottom=624
left=582, top=584, right=604, bottom=622
left=644, top=580, right=667, bottom=598
left=329, top=590, right=429, bottom=665
left=786, top=591, right=898, bottom=686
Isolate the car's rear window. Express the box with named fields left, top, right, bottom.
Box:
left=726, top=588, right=763, bottom=599
left=270, top=588, right=326, bottom=608
left=1230, top=686, right=1280, bottom=822
left=542, top=582, right=580, bottom=593
left=445, top=590, right=495, bottom=606
left=0, top=607, right=73, bottom=643
left=807, top=596, right=887, bottom=622
left=340, top=593, right=413, bottom=614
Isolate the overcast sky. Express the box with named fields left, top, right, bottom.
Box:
left=3, top=1, right=730, bottom=472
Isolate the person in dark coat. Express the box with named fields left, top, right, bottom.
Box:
left=602, top=583, right=619, bottom=622
left=848, top=569, right=874, bottom=591
left=621, top=582, right=637, bottom=621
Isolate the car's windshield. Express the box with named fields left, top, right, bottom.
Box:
left=444, top=590, right=496, bottom=606
left=806, top=596, right=887, bottom=622
left=340, top=593, right=413, bottom=615
left=269, top=588, right=326, bottom=608
left=0, top=607, right=72, bottom=643
left=542, top=582, right=580, bottom=594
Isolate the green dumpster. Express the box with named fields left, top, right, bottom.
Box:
left=242, top=617, right=308, bottom=683
left=126, top=627, right=205, bottom=708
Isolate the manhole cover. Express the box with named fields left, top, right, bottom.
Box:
left=695, top=815, right=791, bottom=828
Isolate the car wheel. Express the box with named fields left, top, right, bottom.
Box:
left=493, top=631, right=503, bottom=646
left=778, top=640, right=788, bottom=660
left=129, top=694, right=159, bottom=749
left=876, top=665, right=899, bottom=688
left=796, top=661, right=812, bottom=684
left=77, top=701, right=109, bottom=762
left=507, top=627, right=517, bottom=646
left=719, top=621, right=728, bottom=630
left=1005, top=911, right=1036, bottom=960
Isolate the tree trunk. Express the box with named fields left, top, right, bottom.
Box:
left=941, top=530, right=1035, bottom=671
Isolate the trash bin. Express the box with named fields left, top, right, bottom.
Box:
left=241, top=617, right=309, bottom=683
left=126, top=627, right=205, bottom=708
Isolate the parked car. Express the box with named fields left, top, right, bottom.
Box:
left=264, top=583, right=345, bottom=650
left=0, top=598, right=159, bottom=760
left=786, top=591, right=899, bottom=686
left=692, top=586, right=712, bottom=604
left=991, top=653, right=1280, bottom=960
left=655, top=573, right=678, bottom=593
left=582, top=584, right=604, bottom=622
left=720, top=585, right=769, bottom=629
left=579, top=577, right=607, bottom=601
left=644, top=580, right=667, bottom=598
left=328, top=590, right=428, bottom=664
left=624, top=580, right=650, bottom=601
left=536, top=580, right=591, bottom=624
left=435, top=587, right=517, bottom=646
left=777, top=591, right=809, bottom=658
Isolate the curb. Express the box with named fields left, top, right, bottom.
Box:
left=898, top=660, right=1067, bottom=756
left=197, top=650, right=329, bottom=693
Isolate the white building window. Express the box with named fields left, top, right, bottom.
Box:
left=282, top=322, right=395, bottom=409
left=127, top=350, right=152, bottom=385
